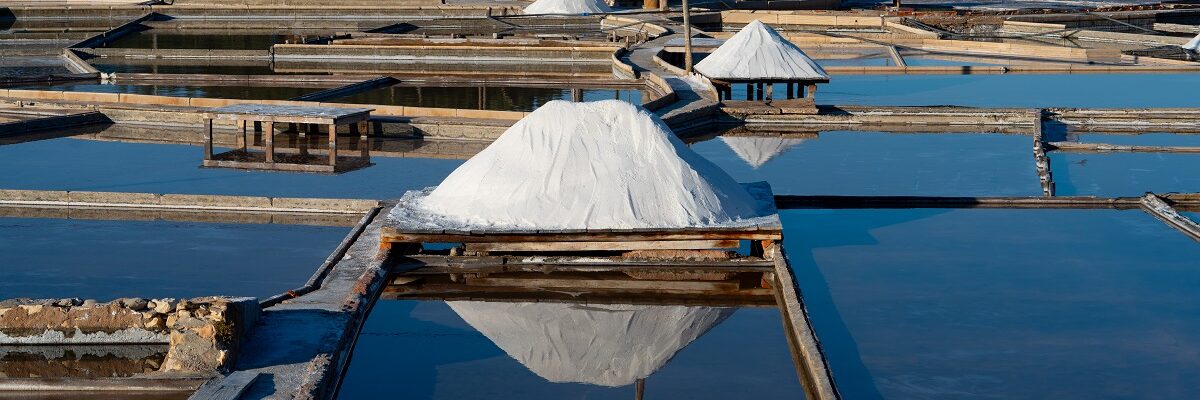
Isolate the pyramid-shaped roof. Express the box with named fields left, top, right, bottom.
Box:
left=1184, top=33, right=1200, bottom=52
left=695, top=20, right=830, bottom=81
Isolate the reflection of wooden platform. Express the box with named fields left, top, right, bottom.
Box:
left=203, top=104, right=373, bottom=173
left=203, top=149, right=372, bottom=174
left=384, top=254, right=778, bottom=307
left=380, top=182, right=782, bottom=254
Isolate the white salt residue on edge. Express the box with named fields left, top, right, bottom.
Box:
left=1184, top=33, right=1200, bottom=52
left=447, top=301, right=734, bottom=387
left=398, top=100, right=767, bottom=231
left=720, top=136, right=808, bottom=169
left=523, top=0, right=612, bottom=15
left=694, top=20, right=829, bottom=81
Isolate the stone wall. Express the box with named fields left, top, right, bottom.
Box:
left=0, top=296, right=259, bottom=373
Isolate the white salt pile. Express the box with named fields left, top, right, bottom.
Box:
left=694, top=20, right=830, bottom=81
left=523, top=0, right=612, bottom=15
left=403, top=99, right=764, bottom=230
left=1184, top=33, right=1200, bottom=52
left=720, top=136, right=807, bottom=169
left=448, top=301, right=733, bottom=387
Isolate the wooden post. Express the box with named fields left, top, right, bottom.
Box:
left=571, top=88, right=583, bottom=102
left=361, top=122, right=371, bottom=162
left=643, top=0, right=657, bottom=10
left=682, top=0, right=693, bottom=74
left=807, top=84, right=817, bottom=100
left=238, top=119, right=248, bottom=151
left=756, top=83, right=764, bottom=101
left=765, top=82, right=774, bottom=101
left=328, top=124, right=338, bottom=166
left=264, top=121, right=274, bottom=163
left=203, top=118, right=213, bottom=160
left=746, top=83, right=753, bottom=100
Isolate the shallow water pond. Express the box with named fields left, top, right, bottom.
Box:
left=691, top=131, right=1039, bottom=196
left=102, top=32, right=305, bottom=50
left=0, top=135, right=462, bottom=199
left=91, top=62, right=280, bottom=75
left=818, top=74, right=1200, bottom=108
left=0, top=217, right=347, bottom=300
left=339, top=300, right=802, bottom=399
left=1070, top=132, right=1200, bottom=147
left=783, top=208, right=1200, bottom=399
left=1050, top=151, right=1200, bottom=196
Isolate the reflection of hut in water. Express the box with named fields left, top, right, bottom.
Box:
left=1185, top=33, right=1200, bottom=60
left=696, top=20, right=829, bottom=110
left=448, top=301, right=734, bottom=387
left=720, top=136, right=807, bottom=169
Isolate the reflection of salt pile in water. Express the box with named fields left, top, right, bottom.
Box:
left=409, top=100, right=762, bottom=230
left=695, top=20, right=829, bottom=81
left=720, top=136, right=807, bottom=169
left=523, top=0, right=612, bottom=15
left=1184, top=33, right=1200, bottom=52
left=448, top=301, right=733, bottom=387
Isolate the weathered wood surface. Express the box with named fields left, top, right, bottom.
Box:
left=771, top=243, right=841, bottom=400
left=463, top=239, right=740, bottom=252
left=382, top=228, right=783, bottom=246
left=1046, top=141, right=1200, bottom=154
left=188, top=371, right=259, bottom=400
left=205, top=104, right=373, bottom=125
left=1140, top=193, right=1200, bottom=243
left=391, top=254, right=775, bottom=273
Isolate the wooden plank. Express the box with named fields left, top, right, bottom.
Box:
left=771, top=243, right=842, bottom=400
left=464, top=239, right=739, bottom=252
left=187, top=371, right=259, bottom=400
left=381, top=228, right=782, bottom=243
left=1046, top=141, right=1200, bottom=154
left=1140, top=193, right=1200, bottom=243
left=464, top=276, right=742, bottom=292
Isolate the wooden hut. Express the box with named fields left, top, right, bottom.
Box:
left=694, top=20, right=829, bottom=107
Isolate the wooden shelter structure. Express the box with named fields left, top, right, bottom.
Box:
left=694, top=20, right=830, bottom=107
left=202, top=104, right=374, bottom=173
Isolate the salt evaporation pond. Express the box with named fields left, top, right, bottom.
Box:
left=102, top=32, right=315, bottom=50
left=91, top=62, right=281, bottom=75
left=1051, top=152, right=1200, bottom=196
left=331, top=85, right=643, bottom=112
left=1070, top=132, right=1200, bottom=147
left=784, top=208, right=1200, bottom=399
left=0, top=217, right=347, bottom=300
left=8, top=82, right=321, bottom=101
left=0, top=135, right=463, bottom=199
left=691, top=131, right=1040, bottom=196
left=338, top=300, right=802, bottom=399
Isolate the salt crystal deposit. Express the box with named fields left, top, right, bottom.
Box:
left=448, top=301, right=734, bottom=387
left=1184, top=33, right=1200, bottom=52
left=405, top=100, right=764, bottom=230
left=720, top=136, right=807, bottom=169
left=523, top=0, right=612, bottom=15
left=694, top=20, right=830, bottom=81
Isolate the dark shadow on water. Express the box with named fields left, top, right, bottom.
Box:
left=783, top=208, right=953, bottom=400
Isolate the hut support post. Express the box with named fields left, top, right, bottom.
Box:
left=264, top=122, right=275, bottom=163
left=765, top=82, right=774, bottom=101
left=786, top=83, right=794, bottom=99
left=203, top=118, right=213, bottom=161
left=328, top=124, right=338, bottom=166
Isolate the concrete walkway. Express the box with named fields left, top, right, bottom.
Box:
left=622, top=21, right=721, bottom=133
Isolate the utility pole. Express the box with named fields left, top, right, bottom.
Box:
left=682, top=0, right=693, bottom=74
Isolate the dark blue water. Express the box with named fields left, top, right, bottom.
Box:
left=1051, top=152, right=1200, bottom=196
left=339, top=300, right=801, bottom=399
left=690, top=131, right=1039, bottom=196
left=0, top=218, right=347, bottom=300
left=1073, top=132, right=1200, bottom=147
left=783, top=208, right=1200, bottom=399
left=331, top=85, right=643, bottom=112
left=8, top=82, right=319, bottom=100
left=0, top=137, right=462, bottom=199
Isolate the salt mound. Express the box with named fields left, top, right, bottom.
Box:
left=413, top=99, right=762, bottom=230
left=1184, top=33, right=1200, bottom=52
left=523, top=0, right=612, bottom=15
left=695, top=20, right=830, bottom=81
left=448, top=301, right=734, bottom=387
left=720, top=136, right=807, bottom=169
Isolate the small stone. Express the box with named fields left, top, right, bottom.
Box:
left=81, top=299, right=97, bottom=307
left=54, top=298, right=80, bottom=307
left=144, top=316, right=166, bottom=330
left=165, top=314, right=179, bottom=327
left=176, top=299, right=192, bottom=312
left=154, top=299, right=176, bottom=314
left=121, top=298, right=149, bottom=311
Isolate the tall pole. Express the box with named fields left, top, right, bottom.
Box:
left=682, top=0, right=693, bottom=74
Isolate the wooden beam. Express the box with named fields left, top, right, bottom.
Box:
left=381, top=228, right=782, bottom=244
left=1140, top=193, right=1200, bottom=243
left=464, top=276, right=743, bottom=292
left=328, top=123, right=338, bottom=166
left=264, top=121, right=274, bottom=163
left=1046, top=142, right=1200, bottom=154
left=464, top=239, right=739, bottom=252
left=203, top=118, right=213, bottom=161
left=771, top=243, right=841, bottom=400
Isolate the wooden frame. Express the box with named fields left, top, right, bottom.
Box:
left=201, top=104, right=373, bottom=173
